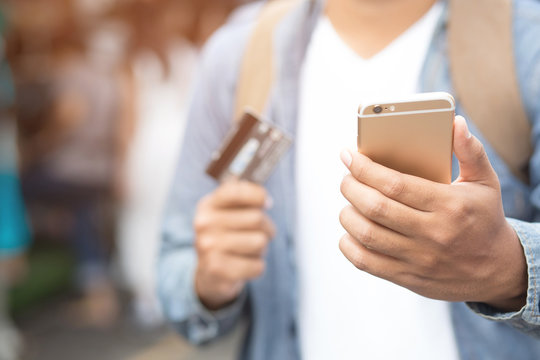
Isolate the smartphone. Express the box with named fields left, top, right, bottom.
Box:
left=357, top=92, right=455, bottom=184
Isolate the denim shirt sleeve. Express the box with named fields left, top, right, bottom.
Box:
left=466, top=0, right=540, bottom=339
left=466, top=218, right=540, bottom=339
left=157, top=19, right=253, bottom=345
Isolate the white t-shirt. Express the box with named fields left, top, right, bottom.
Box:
left=296, top=2, right=459, bottom=359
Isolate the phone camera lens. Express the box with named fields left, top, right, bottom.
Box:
left=373, top=106, right=383, bottom=114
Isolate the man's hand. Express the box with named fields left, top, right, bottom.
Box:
left=339, top=116, right=528, bottom=312
left=194, top=181, right=275, bottom=310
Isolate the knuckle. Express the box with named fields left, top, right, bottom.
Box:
left=366, top=198, right=387, bottom=219
left=352, top=158, right=368, bottom=181
left=384, top=176, right=405, bottom=198
left=357, top=223, right=375, bottom=248
left=195, top=234, right=214, bottom=254
left=193, top=212, right=211, bottom=233
left=445, top=200, right=465, bottom=220
left=352, top=250, right=368, bottom=271
left=431, top=228, right=452, bottom=246
left=440, top=203, right=471, bottom=240
left=251, top=185, right=267, bottom=206
left=472, top=143, right=488, bottom=163
left=251, top=211, right=266, bottom=228
left=420, top=253, right=439, bottom=270
left=459, top=201, right=474, bottom=219
left=253, top=233, right=268, bottom=254
left=340, top=235, right=369, bottom=271
left=422, top=190, right=436, bottom=207
left=238, top=182, right=266, bottom=206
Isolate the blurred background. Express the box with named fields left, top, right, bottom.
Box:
left=0, top=0, right=253, bottom=359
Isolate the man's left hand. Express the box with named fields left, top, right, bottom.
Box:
left=339, top=116, right=527, bottom=312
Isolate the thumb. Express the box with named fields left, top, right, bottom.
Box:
left=453, top=115, right=496, bottom=185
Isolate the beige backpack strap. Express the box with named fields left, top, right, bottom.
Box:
left=234, top=0, right=302, bottom=122
left=449, top=0, right=531, bottom=182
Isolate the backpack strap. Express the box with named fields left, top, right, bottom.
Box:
left=233, top=0, right=303, bottom=122
left=236, top=0, right=532, bottom=182
left=449, top=0, right=531, bottom=182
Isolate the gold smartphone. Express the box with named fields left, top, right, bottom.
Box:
left=357, top=92, right=455, bottom=184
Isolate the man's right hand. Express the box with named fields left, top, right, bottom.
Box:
left=194, top=181, right=275, bottom=310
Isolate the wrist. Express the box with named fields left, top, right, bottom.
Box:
left=484, top=293, right=527, bottom=313
left=484, top=222, right=528, bottom=312
left=195, top=273, right=244, bottom=311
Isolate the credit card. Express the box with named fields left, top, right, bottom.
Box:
left=206, top=111, right=292, bottom=184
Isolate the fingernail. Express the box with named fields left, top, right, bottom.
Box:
left=340, top=149, right=352, bottom=168
left=456, top=115, right=472, bottom=139
left=264, top=196, right=274, bottom=210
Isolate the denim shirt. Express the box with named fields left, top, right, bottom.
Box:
left=159, top=0, right=540, bottom=359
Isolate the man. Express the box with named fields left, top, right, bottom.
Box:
left=159, top=0, right=540, bottom=358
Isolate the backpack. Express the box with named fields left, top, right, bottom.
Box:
left=234, top=0, right=532, bottom=183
